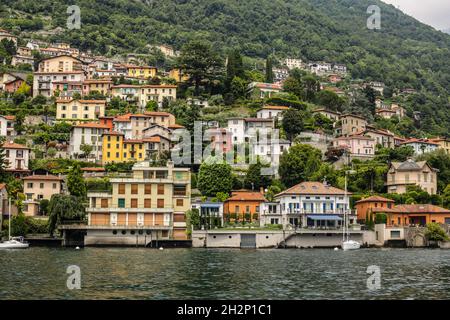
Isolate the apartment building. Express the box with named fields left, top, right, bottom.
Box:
left=340, top=114, right=367, bottom=136
left=69, top=122, right=110, bottom=162
left=56, top=99, right=106, bottom=122
left=85, top=161, right=191, bottom=245
left=23, top=174, right=64, bottom=216
left=227, top=118, right=275, bottom=144
left=102, top=131, right=146, bottom=164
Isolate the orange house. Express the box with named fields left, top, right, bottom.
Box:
left=372, top=204, right=450, bottom=227
left=98, top=116, right=115, bottom=131
left=354, top=195, right=395, bottom=222
left=223, top=190, right=267, bottom=222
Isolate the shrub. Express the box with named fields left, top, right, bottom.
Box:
left=425, top=223, right=449, bottom=242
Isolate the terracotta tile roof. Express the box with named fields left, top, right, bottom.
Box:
left=73, top=122, right=110, bottom=129
left=0, top=183, right=6, bottom=190
left=143, top=136, right=161, bottom=143
left=2, top=142, right=29, bottom=149
left=400, top=138, right=439, bottom=146
left=275, top=181, right=350, bottom=197
left=23, top=174, right=63, bottom=181
left=142, top=85, right=177, bottom=88
left=355, top=196, right=395, bottom=204
left=3, top=115, right=16, bottom=121
left=168, top=124, right=185, bottom=129
left=226, top=190, right=267, bottom=202
left=81, top=167, right=105, bottom=172
left=261, top=105, right=289, bottom=110
left=56, top=99, right=106, bottom=104
left=103, top=131, right=124, bottom=136
left=123, top=139, right=144, bottom=144
left=144, top=111, right=174, bottom=117
left=113, top=114, right=132, bottom=122
left=372, top=204, right=450, bottom=214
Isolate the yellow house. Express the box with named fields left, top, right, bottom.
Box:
left=37, top=55, right=84, bottom=73
left=56, top=99, right=106, bottom=122
left=102, top=132, right=146, bottom=164
left=126, top=65, right=157, bottom=79
left=430, top=138, right=450, bottom=155
left=168, top=68, right=189, bottom=83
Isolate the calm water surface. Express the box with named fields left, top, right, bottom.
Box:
left=1, top=247, right=450, bottom=300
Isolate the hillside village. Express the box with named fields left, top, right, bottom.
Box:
left=0, top=28, right=450, bottom=248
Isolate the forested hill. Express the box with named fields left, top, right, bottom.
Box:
left=2, top=0, right=450, bottom=134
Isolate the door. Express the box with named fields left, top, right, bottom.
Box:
left=240, top=234, right=256, bottom=249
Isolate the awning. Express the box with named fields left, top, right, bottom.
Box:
left=307, top=215, right=343, bottom=221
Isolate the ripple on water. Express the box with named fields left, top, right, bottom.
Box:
left=1, top=248, right=450, bottom=299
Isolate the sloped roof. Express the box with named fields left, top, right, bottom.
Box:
left=23, top=174, right=63, bottom=181
left=372, top=204, right=450, bottom=214
left=275, top=181, right=350, bottom=197
left=226, top=190, right=267, bottom=202
left=355, top=196, right=395, bottom=204
left=391, top=159, right=428, bottom=172
left=2, top=142, right=29, bottom=150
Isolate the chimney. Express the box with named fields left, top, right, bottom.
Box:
left=260, top=187, right=264, bottom=195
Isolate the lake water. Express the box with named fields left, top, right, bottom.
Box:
left=1, top=247, right=450, bottom=300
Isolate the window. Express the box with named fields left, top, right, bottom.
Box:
left=118, top=198, right=125, bottom=208
left=101, top=199, right=108, bottom=208
left=118, top=184, right=125, bottom=194
left=390, top=230, right=401, bottom=239
left=144, top=184, right=151, bottom=194
left=40, top=183, right=44, bottom=189
left=157, top=184, right=164, bottom=195
left=235, top=206, right=240, bottom=213
left=144, top=199, right=151, bottom=208
left=27, top=183, right=33, bottom=188
left=131, top=184, right=138, bottom=194
left=176, top=199, right=184, bottom=206
left=157, top=199, right=164, bottom=208
left=173, top=185, right=186, bottom=196
left=131, top=199, right=138, bottom=208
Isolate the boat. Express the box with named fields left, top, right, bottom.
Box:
left=342, top=240, right=361, bottom=251
left=341, top=170, right=361, bottom=251
left=0, top=237, right=29, bottom=249
left=0, top=198, right=29, bottom=249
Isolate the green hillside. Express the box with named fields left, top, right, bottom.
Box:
left=1, top=0, right=450, bottom=135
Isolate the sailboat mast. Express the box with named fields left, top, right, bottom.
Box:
left=8, top=197, right=11, bottom=240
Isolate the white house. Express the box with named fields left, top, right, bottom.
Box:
left=2, top=141, right=30, bottom=174
left=256, top=106, right=289, bottom=120
left=227, top=118, right=275, bottom=144
left=399, top=139, right=439, bottom=155
left=283, top=58, right=304, bottom=70
left=0, top=115, right=16, bottom=137
left=273, top=181, right=354, bottom=228
left=69, top=123, right=110, bottom=162
left=252, top=138, right=291, bottom=175
left=309, top=62, right=332, bottom=75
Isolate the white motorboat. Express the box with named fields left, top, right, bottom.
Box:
left=0, top=199, right=29, bottom=249
left=342, top=240, right=361, bottom=251
left=0, top=237, right=29, bottom=249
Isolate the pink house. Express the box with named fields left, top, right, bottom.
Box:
left=333, top=135, right=375, bottom=158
